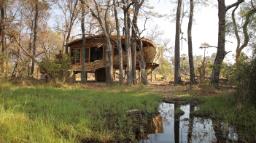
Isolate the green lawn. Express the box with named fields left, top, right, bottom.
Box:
left=0, top=83, right=160, bottom=143
left=1, top=82, right=256, bottom=142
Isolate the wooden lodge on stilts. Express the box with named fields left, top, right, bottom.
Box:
left=66, top=35, right=159, bottom=82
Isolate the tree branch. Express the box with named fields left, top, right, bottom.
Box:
left=226, top=0, right=244, bottom=12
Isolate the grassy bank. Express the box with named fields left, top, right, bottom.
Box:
left=0, top=83, right=161, bottom=142
left=165, top=85, right=256, bottom=142
left=194, top=95, right=256, bottom=142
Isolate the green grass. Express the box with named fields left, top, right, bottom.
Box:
left=0, top=83, right=161, bottom=143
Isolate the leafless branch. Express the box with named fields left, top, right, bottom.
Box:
left=226, top=0, right=244, bottom=11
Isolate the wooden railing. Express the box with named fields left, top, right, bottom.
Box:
left=71, top=59, right=105, bottom=72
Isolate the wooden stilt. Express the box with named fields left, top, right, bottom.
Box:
left=139, top=70, right=141, bottom=82
left=151, top=68, right=153, bottom=82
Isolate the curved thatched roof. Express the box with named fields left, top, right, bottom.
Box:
left=66, top=34, right=156, bottom=48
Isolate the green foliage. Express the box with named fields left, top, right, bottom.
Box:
left=0, top=85, right=160, bottom=142
left=155, top=57, right=172, bottom=80
left=39, top=55, right=71, bottom=81
left=231, top=52, right=256, bottom=104
left=220, top=62, right=233, bottom=80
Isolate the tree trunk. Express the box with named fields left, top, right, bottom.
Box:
left=131, top=35, right=137, bottom=84
left=113, top=0, right=124, bottom=84
left=123, top=6, right=132, bottom=85
left=236, top=8, right=256, bottom=63
left=131, top=4, right=139, bottom=85
left=104, top=35, right=113, bottom=84
left=0, top=1, right=4, bottom=54
left=174, top=0, right=182, bottom=84
left=30, top=1, right=39, bottom=77
left=232, top=5, right=241, bottom=63
left=0, top=1, right=5, bottom=75
left=211, top=0, right=226, bottom=87
left=187, top=0, right=196, bottom=84
left=139, top=40, right=148, bottom=85
left=80, top=0, right=87, bottom=83
left=211, top=0, right=244, bottom=87
left=89, top=0, right=113, bottom=84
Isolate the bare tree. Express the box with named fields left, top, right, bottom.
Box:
left=122, top=0, right=133, bottom=85
left=80, top=0, right=87, bottom=83
left=131, top=0, right=147, bottom=85
left=113, top=0, right=124, bottom=84
left=57, top=0, right=79, bottom=54
left=87, top=0, right=113, bottom=84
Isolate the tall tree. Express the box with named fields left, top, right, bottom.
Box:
left=131, top=0, right=147, bottom=85
left=187, top=0, right=196, bottom=84
left=30, top=0, right=39, bottom=77
left=57, top=0, right=79, bottom=54
left=80, top=0, right=87, bottom=83
left=122, top=0, right=133, bottom=85
left=113, top=0, right=124, bottom=84
left=174, top=0, right=182, bottom=84
left=0, top=0, right=6, bottom=75
left=211, top=0, right=243, bottom=87
left=88, top=0, right=113, bottom=84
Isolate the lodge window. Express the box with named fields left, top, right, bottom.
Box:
left=71, top=48, right=80, bottom=64
left=90, top=47, right=103, bottom=62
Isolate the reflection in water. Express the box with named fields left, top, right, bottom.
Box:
left=140, top=103, right=175, bottom=143
left=179, top=105, right=190, bottom=143
left=227, top=126, right=238, bottom=141
left=191, top=118, right=217, bottom=143
left=139, top=103, right=239, bottom=143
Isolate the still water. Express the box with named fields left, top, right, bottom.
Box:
left=140, top=103, right=238, bottom=143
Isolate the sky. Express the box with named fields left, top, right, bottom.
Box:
left=143, top=0, right=252, bottom=64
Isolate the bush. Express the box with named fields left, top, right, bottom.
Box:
left=234, top=52, right=256, bottom=105
left=39, top=54, right=71, bottom=82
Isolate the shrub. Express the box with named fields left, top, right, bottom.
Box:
left=39, top=54, right=71, bottom=82
left=234, top=51, right=256, bottom=105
